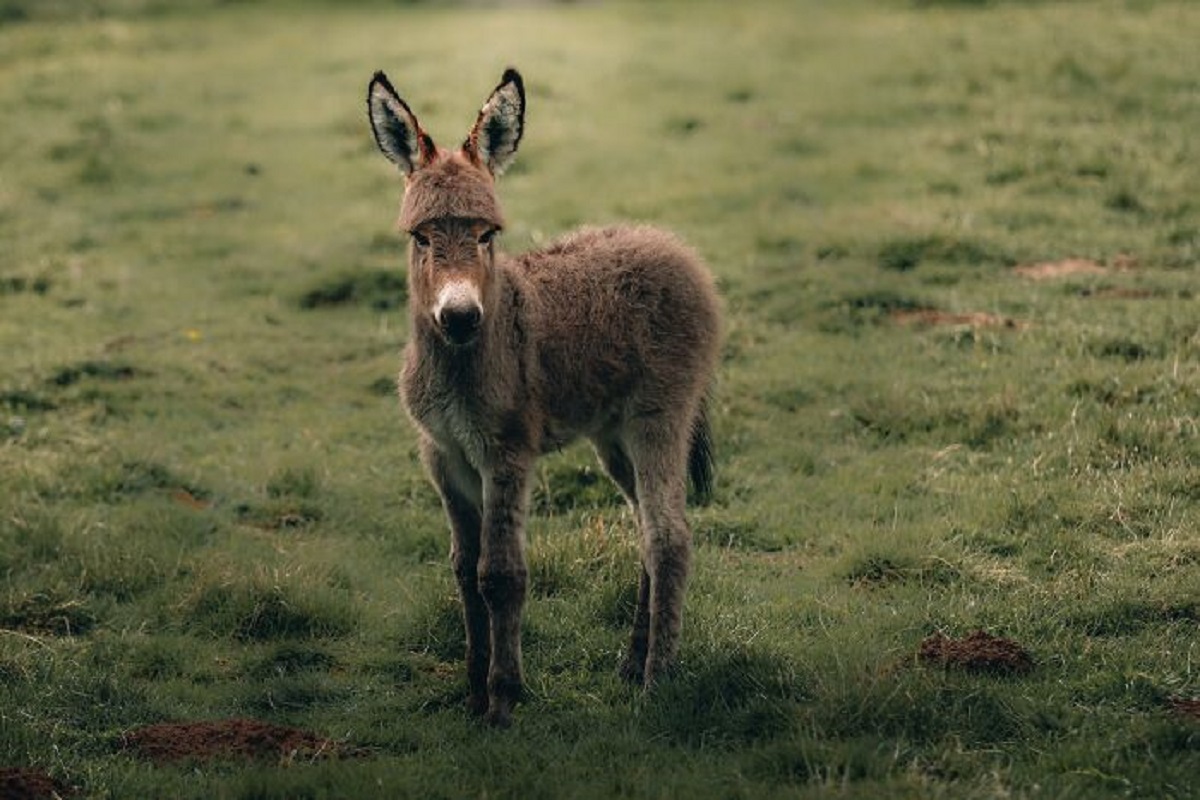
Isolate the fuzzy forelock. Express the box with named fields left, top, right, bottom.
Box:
left=398, top=155, right=506, bottom=230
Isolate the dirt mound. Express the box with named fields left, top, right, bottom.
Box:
left=1012, top=255, right=1139, bottom=281
left=1168, top=697, right=1200, bottom=720
left=1078, top=287, right=1156, bottom=300
left=119, top=718, right=352, bottom=765
left=0, top=767, right=75, bottom=800
left=918, top=630, right=1034, bottom=675
left=1013, top=258, right=1107, bottom=280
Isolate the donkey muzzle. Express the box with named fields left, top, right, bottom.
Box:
left=433, top=281, right=483, bottom=346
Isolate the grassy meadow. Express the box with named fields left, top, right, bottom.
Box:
left=2, top=0, right=1199, bottom=796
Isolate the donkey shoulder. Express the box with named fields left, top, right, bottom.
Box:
left=514, top=225, right=714, bottom=305
left=508, top=224, right=718, bottom=431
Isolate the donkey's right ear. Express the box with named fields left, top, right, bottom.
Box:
left=463, top=68, right=525, bottom=176
left=368, top=71, right=436, bottom=175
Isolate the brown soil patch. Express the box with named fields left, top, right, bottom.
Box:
left=1078, top=287, right=1157, bottom=300
left=1167, top=697, right=1200, bottom=720
left=890, top=309, right=1025, bottom=330
left=1013, top=258, right=1107, bottom=280
left=918, top=630, right=1034, bottom=675
left=0, top=767, right=75, bottom=800
left=119, top=718, right=355, bottom=765
left=170, top=488, right=211, bottom=510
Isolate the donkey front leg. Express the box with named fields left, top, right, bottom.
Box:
left=478, top=459, right=533, bottom=727
left=421, top=439, right=489, bottom=716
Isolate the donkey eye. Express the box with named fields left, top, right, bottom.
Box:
left=477, top=229, right=497, bottom=246
left=410, top=231, right=430, bottom=248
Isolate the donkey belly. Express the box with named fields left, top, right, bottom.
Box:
left=538, top=401, right=622, bottom=455
left=535, top=332, right=639, bottom=433
left=523, top=225, right=720, bottom=421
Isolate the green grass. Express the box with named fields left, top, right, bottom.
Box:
left=2, top=0, right=1200, bottom=797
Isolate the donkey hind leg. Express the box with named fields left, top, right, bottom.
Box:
left=593, top=438, right=652, bottom=683
left=626, top=416, right=694, bottom=688
left=422, top=440, right=489, bottom=716
left=478, top=459, right=533, bottom=727
left=618, top=567, right=653, bottom=684
left=594, top=436, right=638, bottom=507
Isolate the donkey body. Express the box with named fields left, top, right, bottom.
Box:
left=367, top=69, right=721, bottom=727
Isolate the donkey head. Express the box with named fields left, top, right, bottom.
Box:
left=368, top=69, right=525, bottom=347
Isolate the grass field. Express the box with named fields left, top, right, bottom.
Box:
left=2, top=0, right=1199, bottom=797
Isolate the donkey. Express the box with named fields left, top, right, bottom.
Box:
left=366, top=68, right=721, bottom=727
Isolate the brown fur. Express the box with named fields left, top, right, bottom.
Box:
left=398, top=152, right=505, bottom=230
left=368, top=69, right=721, bottom=727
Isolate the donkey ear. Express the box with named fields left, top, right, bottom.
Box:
left=368, top=71, right=435, bottom=175
left=464, top=68, right=525, bottom=176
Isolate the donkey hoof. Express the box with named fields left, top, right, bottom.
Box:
left=466, top=693, right=489, bottom=717
left=618, top=658, right=645, bottom=685
left=642, top=659, right=680, bottom=690
left=484, top=700, right=513, bottom=729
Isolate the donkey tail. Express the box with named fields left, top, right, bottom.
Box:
left=688, top=398, right=715, bottom=505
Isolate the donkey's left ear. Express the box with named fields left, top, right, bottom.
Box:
left=464, top=68, right=525, bottom=176
left=368, top=71, right=436, bottom=175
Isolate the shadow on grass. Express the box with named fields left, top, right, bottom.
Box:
left=640, top=645, right=806, bottom=748
left=0, top=591, right=97, bottom=636
left=47, top=360, right=140, bottom=387
left=848, top=391, right=1023, bottom=450
left=1065, top=596, right=1199, bottom=637
left=395, top=590, right=465, bottom=663
left=840, top=552, right=963, bottom=589
left=247, top=643, right=338, bottom=680
left=182, top=579, right=358, bottom=642
left=877, top=234, right=1015, bottom=272
left=298, top=269, right=406, bottom=311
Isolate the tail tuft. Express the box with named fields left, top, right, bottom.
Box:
left=687, top=400, right=715, bottom=505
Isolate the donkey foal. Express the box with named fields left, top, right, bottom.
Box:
left=367, top=68, right=721, bottom=727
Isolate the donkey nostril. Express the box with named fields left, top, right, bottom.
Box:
left=439, top=306, right=482, bottom=343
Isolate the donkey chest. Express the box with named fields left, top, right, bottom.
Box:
left=428, top=400, right=492, bottom=463
left=401, top=361, right=526, bottom=468
left=403, top=376, right=488, bottom=460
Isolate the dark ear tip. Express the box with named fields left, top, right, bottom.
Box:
left=370, top=70, right=395, bottom=95
left=501, top=67, right=523, bottom=90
